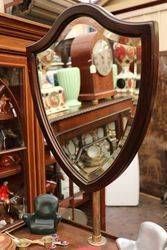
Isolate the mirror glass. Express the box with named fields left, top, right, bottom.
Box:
left=36, top=17, right=141, bottom=183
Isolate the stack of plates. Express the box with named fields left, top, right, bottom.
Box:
left=0, top=233, right=16, bottom=249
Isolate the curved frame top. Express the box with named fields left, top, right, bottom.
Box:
left=26, top=3, right=159, bottom=192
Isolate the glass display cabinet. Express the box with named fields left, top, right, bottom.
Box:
left=0, top=60, right=30, bottom=232
left=0, top=13, right=49, bottom=233
left=27, top=3, right=158, bottom=246
left=0, top=69, right=25, bottom=232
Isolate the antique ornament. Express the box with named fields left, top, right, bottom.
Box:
left=23, top=194, right=62, bottom=235
left=71, top=31, right=115, bottom=102
left=56, top=67, right=81, bottom=110
left=41, top=85, right=68, bottom=116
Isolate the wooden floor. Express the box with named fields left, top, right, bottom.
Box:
left=106, top=193, right=167, bottom=239
left=79, top=193, right=167, bottom=240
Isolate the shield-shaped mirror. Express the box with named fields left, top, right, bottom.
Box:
left=27, top=4, right=158, bottom=192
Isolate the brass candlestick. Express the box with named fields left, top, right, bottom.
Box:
left=88, top=191, right=106, bottom=246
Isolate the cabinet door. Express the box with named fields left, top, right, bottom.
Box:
left=0, top=54, right=37, bottom=232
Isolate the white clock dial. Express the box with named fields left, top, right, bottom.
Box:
left=93, top=39, right=113, bottom=76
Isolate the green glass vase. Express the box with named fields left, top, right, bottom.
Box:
left=57, top=67, right=81, bottom=110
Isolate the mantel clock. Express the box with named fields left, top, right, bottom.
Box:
left=71, top=31, right=115, bottom=102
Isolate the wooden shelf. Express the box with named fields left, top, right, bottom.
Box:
left=0, top=219, right=24, bottom=233
left=0, top=146, right=27, bottom=155
left=0, top=116, right=17, bottom=121
left=48, top=96, right=132, bottom=124
left=0, top=165, right=21, bottom=178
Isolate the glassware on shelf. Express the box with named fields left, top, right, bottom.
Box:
left=57, top=67, right=81, bottom=110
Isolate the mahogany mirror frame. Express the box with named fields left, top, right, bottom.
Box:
left=26, top=3, right=159, bottom=192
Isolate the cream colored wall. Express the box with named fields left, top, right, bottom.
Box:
left=116, top=3, right=167, bottom=51
left=0, top=0, right=4, bottom=13
left=106, top=0, right=159, bottom=12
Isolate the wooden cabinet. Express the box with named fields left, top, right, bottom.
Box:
left=0, top=13, right=49, bottom=232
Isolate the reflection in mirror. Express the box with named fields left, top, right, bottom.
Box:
left=45, top=162, right=91, bottom=226
left=36, top=17, right=141, bottom=184
left=58, top=169, right=89, bottom=226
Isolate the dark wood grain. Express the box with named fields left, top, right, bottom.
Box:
left=14, top=223, right=118, bottom=250
left=0, top=165, right=21, bottom=178
left=0, top=12, right=49, bottom=42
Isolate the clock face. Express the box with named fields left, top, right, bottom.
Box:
left=93, top=39, right=113, bottom=76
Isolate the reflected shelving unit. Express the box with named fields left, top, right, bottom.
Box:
left=45, top=142, right=91, bottom=216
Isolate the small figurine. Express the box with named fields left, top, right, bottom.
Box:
left=0, top=181, right=13, bottom=204
left=23, top=194, right=62, bottom=235
left=37, top=48, right=55, bottom=87
left=0, top=181, right=16, bottom=215
left=0, top=94, right=14, bottom=120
